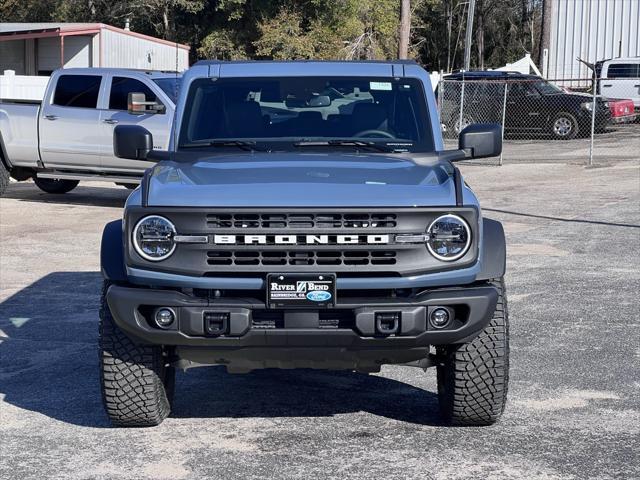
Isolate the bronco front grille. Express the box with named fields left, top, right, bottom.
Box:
left=206, top=213, right=397, bottom=230
left=207, top=250, right=397, bottom=266
left=126, top=207, right=479, bottom=277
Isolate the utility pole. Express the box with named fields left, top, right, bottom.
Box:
left=399, top=0, right=411, bottom=59
left=539, top=0, right=552, bottom=67
left=463, top=0, right=475, bottom=70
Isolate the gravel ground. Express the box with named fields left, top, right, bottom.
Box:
left=1, top=159, right=639, bottom=480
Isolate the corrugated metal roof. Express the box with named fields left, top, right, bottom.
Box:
left=0, top=23, right=97, bottom=33
left=0, top=23, right=189, bottom=50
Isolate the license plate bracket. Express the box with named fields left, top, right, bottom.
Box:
left=266, top=273, right=336, bottom=309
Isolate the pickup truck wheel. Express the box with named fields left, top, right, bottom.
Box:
left=99, top=281, right=174, bottom=427
left=34, top=177, right=79, bottom=194
left=436, top=278, right=509, bottom=426
left=0, top=161, right=9, bottom=196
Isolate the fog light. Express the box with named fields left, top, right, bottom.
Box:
left=154, top=308, right=175, bottom=328
left=430, top=307, right=450, bottom=329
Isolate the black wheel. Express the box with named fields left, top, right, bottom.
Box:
left=550, top=112, right=579, bottom=139
left=0, top=161, right=9, bottom=197
left=99, top=281, right=174, bottom=427
left=436, top=278, right=509, bottom=426
left=34, top=177, right=79, bottom=194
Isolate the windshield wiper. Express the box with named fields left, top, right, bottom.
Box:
left=182, top=140, right=266, bottom=151
left=293, top=140, right=401, bottom=153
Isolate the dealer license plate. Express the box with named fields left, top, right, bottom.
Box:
left=267, top=273, right=336, bottom=308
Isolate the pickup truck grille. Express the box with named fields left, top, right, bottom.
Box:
left=206, top=213, right=397, bottom=230
left=207, top=250, right=397, bottom=266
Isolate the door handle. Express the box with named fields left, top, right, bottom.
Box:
left=602, top=84, right=612, bottom=87
left=44, top=114, right=58, bottom=120
left=634, top=84, right=640, bottom=88
left=103, top=118, right=119, bottom=124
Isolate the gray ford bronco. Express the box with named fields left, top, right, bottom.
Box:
left=100, top=60, right=508, bottom=427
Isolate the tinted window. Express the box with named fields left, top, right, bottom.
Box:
left=152, top=78, right=181, bottom=103
left=53, top=75, right=101, bottom=108
left=179, top=76, right=434, bottom=152
left=109, top=77, right=158, bottom=111
left=607, top=63, right=639, bottom=79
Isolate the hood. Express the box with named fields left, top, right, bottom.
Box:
left=145, top=152, right=456, bottom=207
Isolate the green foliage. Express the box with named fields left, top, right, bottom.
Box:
left=0, top=0, right=545, bottom=70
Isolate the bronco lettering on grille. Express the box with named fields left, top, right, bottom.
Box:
left=212, top=234, right=390, bottom=245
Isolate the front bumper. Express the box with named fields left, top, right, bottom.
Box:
left=106, top=284, right=498, bottom=371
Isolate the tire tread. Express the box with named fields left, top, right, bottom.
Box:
left=99, top=281, right=172, bottom=427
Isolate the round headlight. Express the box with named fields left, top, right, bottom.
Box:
left=133, top=215, right=176, bottom=261
left=426, top=214, right=471, bottom=261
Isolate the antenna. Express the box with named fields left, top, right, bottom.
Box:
left=172, top=37, right=179, bottom=163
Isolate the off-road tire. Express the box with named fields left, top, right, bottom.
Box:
left=436, top=278, right=509, bottom=426
left=99, top=281, right=174, bottom=427
left=0, top=160, right=9, bottom=196
left=34, top=177, right=79, bottom=194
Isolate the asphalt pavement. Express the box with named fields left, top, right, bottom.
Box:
left=0, top=159, right=638, bottom=479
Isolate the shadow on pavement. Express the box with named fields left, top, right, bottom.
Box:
left=0, top=272, right=441, bottom=428
left=2, top=182, right=129, bottom=208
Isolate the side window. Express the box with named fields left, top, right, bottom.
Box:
left=109, top=77, right=159, bottom=111
left=607, top=63, right=639, bottom=79
left=53, top=75, right=101, bottom=108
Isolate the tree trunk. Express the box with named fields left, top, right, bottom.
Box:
left=476, top=10, right=484, bottom=70
left=398, top=0, right=411, bottom=59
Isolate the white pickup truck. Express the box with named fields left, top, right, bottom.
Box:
left=0, top=68, right=180, bottom=195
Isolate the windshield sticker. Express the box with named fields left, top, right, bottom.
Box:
left=370, top=81, right=392, bottom=91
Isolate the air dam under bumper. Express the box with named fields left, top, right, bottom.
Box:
left=106, top=284, right=498, bottom=372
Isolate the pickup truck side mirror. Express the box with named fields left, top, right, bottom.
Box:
left=458, top=123, right=502, bottom=158
left=128, top=92, right=166, bottom=115
left=114, top=125, right=153, bottom=160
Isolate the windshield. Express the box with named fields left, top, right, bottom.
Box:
left=178, top=76, right=434, bottom=152
left=533, top=80, right=563, bottom=95
left=152, top=77, right=181, bottom=104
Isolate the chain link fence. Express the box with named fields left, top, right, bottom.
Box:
left=436, top=76, right=639, bottom=165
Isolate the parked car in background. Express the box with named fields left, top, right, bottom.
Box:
left=0, top=68, right=181, bottom=196
left=437, top=71, right=611, bottom=139
left=607, top=98, right=637, bottom=123
left=595, top=57, right=640, bottom=110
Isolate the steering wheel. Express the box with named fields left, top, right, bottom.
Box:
left=353, top=129, right=395, bottom=139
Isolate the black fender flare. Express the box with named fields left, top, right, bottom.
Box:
left=477, top=217, right=506, bottom=281
left=101, top=220, right=128, bottom=283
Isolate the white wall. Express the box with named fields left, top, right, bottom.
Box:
left=101, top=28, right=189, bottom=71
left=549, top=0, right=640, bottom=82
left=0, top=70, right=49, bottom=101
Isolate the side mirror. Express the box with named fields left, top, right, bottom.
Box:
left=459, top=123, right=502, bottom=159
left=127, top=92, right=165, bottom=115
left=113, top=125, right=153, bottom=160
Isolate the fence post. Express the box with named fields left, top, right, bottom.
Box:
left=588, top=76, right=597, bottom=166
left=499, top=81, right=507, bottom=166
left=458, top=77, right=465, bottom=138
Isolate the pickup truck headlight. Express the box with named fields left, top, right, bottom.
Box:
left=133, top=215, right=176, bottom=261
left=426, top=214, right=471, bottom=261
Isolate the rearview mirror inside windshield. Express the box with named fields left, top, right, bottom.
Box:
left=285, top=94, right=331, bottom=108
